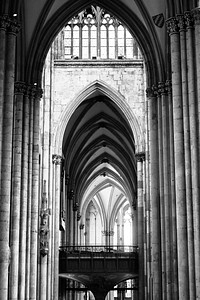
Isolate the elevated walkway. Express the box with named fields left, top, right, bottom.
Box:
left=59, top=245, right=138, bottom=300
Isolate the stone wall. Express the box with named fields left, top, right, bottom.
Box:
left=52, top=60, right=145, bottom=140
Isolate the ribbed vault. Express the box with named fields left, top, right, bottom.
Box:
left=62, top=94, right=137, bottom=212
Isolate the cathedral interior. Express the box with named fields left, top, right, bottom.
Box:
left=0, top=1, right=200, bottom=300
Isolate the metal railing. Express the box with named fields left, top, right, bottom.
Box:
left=59, top=245, right=138, bottom=253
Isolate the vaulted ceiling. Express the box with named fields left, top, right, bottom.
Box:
left=1, top=0, right=198, bottom=85
left=62, top=95, right=137, bottom=209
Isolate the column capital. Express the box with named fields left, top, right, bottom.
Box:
left=165, top=80, right=172, bottom=94
left=73, top=202, right=79, bottom=211
left=184, top=11, right=194, bottom=29
left=135, top=152, right=145, bottom=162
left=14, top=81, right=26, bottom=94
left=0, top=15, right=9, bottom=30
left=77, top=211, right=81, bottom=221
left=65, top=174, right=69, bottom=185
left=157, top=81, right=168, bottom=95
left=69, top=189, right=74, bottom=201
left=146, top=85, right=157, bottom=98
left=34, top=87, right=43, bottom=99
left=176, top=14, right=186, bottom=31
left=0, top=15, right=21, bottom=35
left=80, top=224, right=84, bottom=230
left=166, top=17, right=179, bottom=35
left=52, top=154, right=63, bottom=165
left=192, top=8, right=200, bottom=25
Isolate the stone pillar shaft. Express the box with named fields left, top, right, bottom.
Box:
left=159, top=83, right=172, bottom=300
left=18, top=85, right=31, bottom=300
left=0, top=19, right=6, bottom=185
left=29, top=88, right=41, bottom=300
left=186, top=11, right=200, bottom=298
left=0, top=16, right=20, bottom=300
left=167, top=17, right=189, bottom=299
left=52, top=154, right=62, bottom=300
left=136, top=152, right=145, bottom=300
left=147, top=87, right=161, bottom=300
left=157, top=91, right=166, bottom=300
left=9, top=82, right=25, bottom=300
left=25, top=89, right=34, bottom=299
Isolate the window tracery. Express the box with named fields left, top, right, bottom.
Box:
left=62, top=5, right=142, bottom=60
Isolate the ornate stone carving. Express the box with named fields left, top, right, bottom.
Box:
left=73, top=202, right=79, bottom=211
left=0, top=15, right=20, bottom=33
left=146, top=85, right=157, bottom=98
left=157, top=81, right=168, bottom=95
left=52, top=154, right=63, bottom=165
left=177, top=14, right=186, bottom=31
left=165, top=80, right=172, bottom=94
left=77, top=211, right=81, bottom=221
left=80, top=224, right=84, bottom=230
left=135, top=152, right=145, bottom=162
left=40, top=181, right=51, bottom=256
left=0, top=15, right=10, bottom=30
left=101, top=230, right=114, bottom=236
left=166, top=17, right=179, bottom=35
left=34, top=87, right=43, bottom=99
left=192, top=8, right=200, bottom=25
left=184, top=11, right=194, bottom=29
left=14, top=81, right=26, bottom=94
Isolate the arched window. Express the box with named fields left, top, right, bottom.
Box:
left=62, top=5, right=142, bottom=60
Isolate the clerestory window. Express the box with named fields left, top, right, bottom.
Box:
left=62, top=5, right=142, bottom=60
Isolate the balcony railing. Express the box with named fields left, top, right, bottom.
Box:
left=59, top=245, right=138, bottom=254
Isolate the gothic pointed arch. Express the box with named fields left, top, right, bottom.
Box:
left=55, top=80, right=143, bottom=154
left=25, top=0, right=165, bottom=86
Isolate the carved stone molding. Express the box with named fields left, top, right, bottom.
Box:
left=192, top=8, right=200, bottom=25
left=135, top=152, right=145, bottom=162
left=184, top=11, right=194, bottom=29
left=52, top=154, right=63, bottom=165
left=157, top=81, right=168, bottom=95
left=166, top=17, right=179, bottom=35
left=35, top=87, right=43, bottom=99
left=102, top=230, right=114, bottom=236
left=177, top=14, right=186, bottom=31
left=0, top=15, right=9, bottom=30
left=14, top=81, right=27, bottom=95
left=165, top=80, right=172, bottom=94
left=0, top=15, right=20, bottom=34
left=40, top=181, right=51, bottom=256
left=73, top=202, right=79, bottom=211
left=146, top=85, right=157, bottom=98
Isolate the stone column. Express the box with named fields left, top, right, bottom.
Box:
left=185, top=11, right=200, bottom=299
left=9, top=82, right=25, bottom=300
left=166, top=80, right=178, bottom=299
left=18, top=84, right=31, bottom=300
left=177, top=13, right=196, bottom=300
left=147, top=86, right=161, bottom=300
left=25, top=86, right=35, bottom=299
left=159, top=82, right=172, bottom=300
left=0, top=16, right=7, bottom=182
left=192, top=8, right=200, bottom=157
left=29, top=87, right=42, bottom=300
left=166, top=17, right=189, bottom=299
left=40, top=181, right=51, bottom=300
left=157, top=87, right=166, bottom=300
left=135, top=152, right=145, bottom=300
left=144, top=90, right=150, bottom=300
left=52, top=154, right=63, bottom=300
left=0, top=16, right=20, bottom=300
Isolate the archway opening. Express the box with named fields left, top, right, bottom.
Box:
left=41, top=4, right=145, bottom=300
